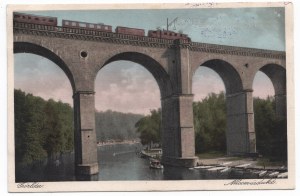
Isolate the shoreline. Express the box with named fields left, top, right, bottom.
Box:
left=97, top=140, right=140, bottom=147
left=196, top=157, right=287, bottom=170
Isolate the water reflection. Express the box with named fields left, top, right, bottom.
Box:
left=16, top=143, right=257, bottom=182
left=76, top=174, right=99, bottom=181
left=15, top=152, right=75, bottom=182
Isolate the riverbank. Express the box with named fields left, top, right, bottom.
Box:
left=97, top=139, right=140, bottom=147
left=139, top=148, right=162, bottom=160
left=194, top=155, right=287, bottom=178
left=140, top=149, right=287, bottom=172
left=196, top=155, right=287, bottom=170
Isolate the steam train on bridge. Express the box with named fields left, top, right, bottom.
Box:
left=13, top=12, right=191, bottom=42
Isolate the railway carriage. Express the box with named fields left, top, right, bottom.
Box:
left=62, top=20, right=112, bottom=32
left=148, top=30, right=191, bottom=41
left=115, top=26, right=145, bottom=37
left=13, top=12, right=57, bottom=26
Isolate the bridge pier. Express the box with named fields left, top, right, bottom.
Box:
left=161, top=94, right=197, bottom=167
left=73, top=91, right=99, bottom=175
left=275, top=93, right=287, bottom=118
left=226, top=89, right=256, bottom=155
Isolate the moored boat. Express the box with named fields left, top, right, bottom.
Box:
left=149, top=159, right=164, bottom=169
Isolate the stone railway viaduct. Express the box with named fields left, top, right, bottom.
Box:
left=13, top=21, right=286, bottom=175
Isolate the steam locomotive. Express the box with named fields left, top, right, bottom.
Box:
left=13, top=12, right=191, bottom=42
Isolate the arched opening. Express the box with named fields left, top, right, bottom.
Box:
left=259, top=64, right=286, bottom=117
left=192, top=66, right=226, bottom=157
left=252, top=64, right=287, bottom=164
left=14, top=42, right=76, bottom=92
left=253, top=71, right=275, bottom=98
left=14, top=43, right=75, bottom=182
left=94, top=53, right=166, bottom=180
left=100, top=52, right=172, bottom=98
left=95, top=60, right=161, bottom=142
left=192, top=59, right=243, bottom=158
left=14, top=54, right=73, bottom=104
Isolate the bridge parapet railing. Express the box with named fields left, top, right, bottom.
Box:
left=190, top=42, right=286, bottom=59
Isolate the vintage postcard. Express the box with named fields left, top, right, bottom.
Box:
left=7, top=2, right=294, bottom=192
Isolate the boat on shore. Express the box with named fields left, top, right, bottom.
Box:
left=258, top=170, right=268, bottom=177
left=235, top=163, right=252, bottom=168
left=207, top=166, right=226, bottom=171
left=191, top=161, right=288, bottom=179
left=220, top=162, right=232, bottom=166
left=277, top=172, right=288, bottom=178
left=220, top=167, right=232, bottom=173
left=194, top=165, right=215, bottom=169
left=268, top=171, right=280, bottom=178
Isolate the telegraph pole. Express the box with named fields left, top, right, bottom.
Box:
left=167, top=18, right=169, bottom=31
left=167, top=17, right=178, bottom=31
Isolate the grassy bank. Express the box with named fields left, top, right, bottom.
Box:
left=196, top=151, right=226, bottom=159
left=256, top=157, right=287, bottom=167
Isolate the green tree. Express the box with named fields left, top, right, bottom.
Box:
left=253, top=97, right=276, bottom=156
left=254, top=96, right=287, bottom=161
left=43, top=100, right=74, bottom=157
left=43, top=99, right=64, bottom=157
left=21, top=93, right=47, bottom=165
left=14, top=89, right=74, bottom=165
left=135, top=109, right=161, bottom=146
left=193, top=92, right=227, bottom=153
left=95, top=110, right=143, bottom=142
left=14, top=89, right=27, bottom=163
left=58, top=102, right=74, bottom=152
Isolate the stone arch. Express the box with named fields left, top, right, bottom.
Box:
left=258, top=64, right=286, bottom=97
left=97, top=52, right=173, bottom=98
left=253, top=63, right=286, bottom=117
left=192, top=59, right=253, bottom=155
left=14, top=42, right=76, bottom=93
left=194, top=59, right=243, bottom=95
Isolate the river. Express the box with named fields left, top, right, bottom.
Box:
left=15, top=143, right=258, bottom=182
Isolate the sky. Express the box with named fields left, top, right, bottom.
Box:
left=14, top=7, right=284, bottom=114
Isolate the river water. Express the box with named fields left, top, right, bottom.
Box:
left=16, top=143, right=258, bottom=182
